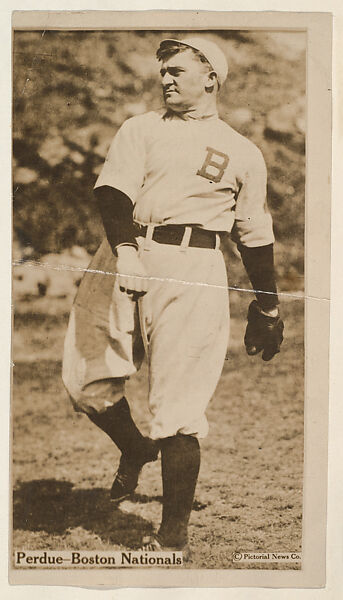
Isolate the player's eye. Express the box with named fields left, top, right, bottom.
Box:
left=169, top=69, right=182, bottom=76
left=160, top=68, right=183, bottom=77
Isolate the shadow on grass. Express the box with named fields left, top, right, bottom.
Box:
left=133, top=493, right=207, bottom=511
left=13, top=479, right=154, bottom=548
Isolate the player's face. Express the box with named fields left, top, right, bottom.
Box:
left=160, top=50, right=213, bottom=112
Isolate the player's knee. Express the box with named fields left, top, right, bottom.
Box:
left=71, top=378, right=126, bottom=415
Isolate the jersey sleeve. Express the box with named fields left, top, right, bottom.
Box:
left=232, top=146, right=275, bottom=247
left=94, top=116, right=147, bottom=204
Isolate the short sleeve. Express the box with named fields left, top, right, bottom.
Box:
left=94, top=116, right=147, bottom=204
left=232, top=146, right=274, bottom=247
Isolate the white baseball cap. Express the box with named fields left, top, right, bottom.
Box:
left=158, top=37, right=228, bottom=86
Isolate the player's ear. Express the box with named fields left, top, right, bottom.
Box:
left=205, top=71, right=218, bottom=93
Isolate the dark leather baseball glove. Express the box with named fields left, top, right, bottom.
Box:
left=244, top=300, right=284, bottom=361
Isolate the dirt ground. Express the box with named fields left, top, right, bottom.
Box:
left=12, top=291, right=304, bottom=570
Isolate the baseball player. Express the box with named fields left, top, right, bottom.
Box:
left=62, top=37, right=284, bottom=556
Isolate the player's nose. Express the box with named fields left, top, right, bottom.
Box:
left=162, top=71, right=174, bottom=85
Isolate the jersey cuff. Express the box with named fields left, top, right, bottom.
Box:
left=114, top=242, right=139, bottom=255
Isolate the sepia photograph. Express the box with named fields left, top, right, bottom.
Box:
left=10, top=10, right=331, bottom=589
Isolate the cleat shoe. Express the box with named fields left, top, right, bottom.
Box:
left=139, top=535, right=191, bottom=562
left=110, top=442, right=159, bottom=503
left=110, top=455, right=139, bottom=502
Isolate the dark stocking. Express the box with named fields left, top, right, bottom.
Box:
left=158, top=434, right=200, bottom=548
left=88, top=397, right=157, bottom=463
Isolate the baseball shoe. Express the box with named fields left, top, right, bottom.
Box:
left=110, top=443, right=159, bottom=503
left=139, top=535, right=191, bottom=562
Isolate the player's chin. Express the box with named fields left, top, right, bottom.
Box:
left=164, top=94, right=180, bottom=107
left=164, top=99, right=189, bottom=114
left=164, top=97, right=174, bottom=105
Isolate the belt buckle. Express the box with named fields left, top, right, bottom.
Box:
left=143, top=224, right=154, bottom=251
left=180, top=226, right=192, bottom=252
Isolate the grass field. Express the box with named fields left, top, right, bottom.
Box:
left=12, top=291, right=304, bottom=570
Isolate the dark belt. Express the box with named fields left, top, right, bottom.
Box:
left=133, top=223, right=218, bottom=249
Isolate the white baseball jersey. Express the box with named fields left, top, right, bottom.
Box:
left=95, top=110, right=274, bottom=247
left=63, top=109, right=275, bottom=439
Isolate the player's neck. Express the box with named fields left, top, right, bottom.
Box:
left=170, top=96, right=218, bottom=121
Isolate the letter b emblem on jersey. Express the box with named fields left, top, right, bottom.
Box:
left=197, top=146, right=229, bottom=183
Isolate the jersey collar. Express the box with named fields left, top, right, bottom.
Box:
left=163, top=108, right=219, bottom=121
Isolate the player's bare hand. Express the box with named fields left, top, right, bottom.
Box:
left=116, top=245, right=148, bottom=299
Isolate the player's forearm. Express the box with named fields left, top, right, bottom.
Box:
left=94, top=185, right=137, bottom=255
left=237, top=243, right=279, bottom=311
